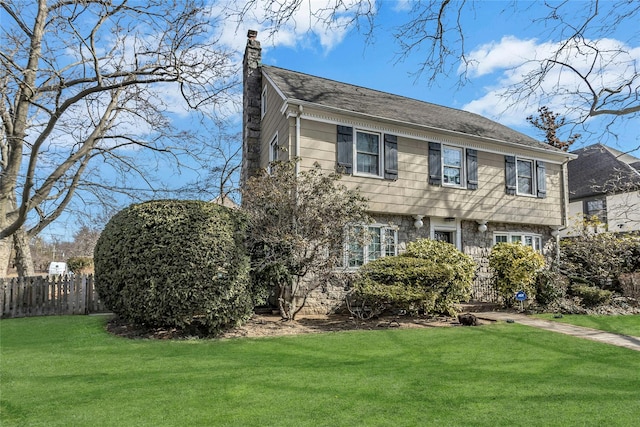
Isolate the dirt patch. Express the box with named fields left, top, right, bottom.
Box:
left=106, top=313, right=467, bottom=340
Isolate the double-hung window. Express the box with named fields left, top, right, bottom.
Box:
left=336, top=126, right=398, bottom=180
left=261, top=86, right=267, bottom=117
left=355, top=130, right=381, bottom=176
left=346, top=225, right=397, bottom=268
left=442, top=146, right=463, bottom=186
left=584, top=198, right=607, bottom=223
left=428, top=142, right=478, bottom=189
left=505, top=156, right=546, bottom=198
left=269, top=133, right=278, bottom=162
left=517, top=159, right=534, bottom=195
left=494, top=232, right=542, bottom=252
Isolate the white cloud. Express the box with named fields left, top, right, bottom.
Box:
left=392, top=0, right=412, bottom=12
left=461, top=35, right=640, bottom=128
left=209, top=0, right=373, bottom=53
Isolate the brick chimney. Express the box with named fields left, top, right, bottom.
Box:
left=242, top=30, right=262, bottom=185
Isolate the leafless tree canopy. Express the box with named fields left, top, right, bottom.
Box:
left=0, top=0, right=239, bottom=245
left=235, top=0, right=639, bottom=142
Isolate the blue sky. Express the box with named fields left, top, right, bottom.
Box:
left=216, top=0, right=639, bottom=154
left=31, top=0, right=639, bottom=241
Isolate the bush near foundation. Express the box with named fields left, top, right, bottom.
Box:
left=560, top=225, right=640, bottom=291
left=570, top=285, right=613, bottom=307
left=94, top=200, right=253, bottom=336
left=351, top=257, right=449, bottom=316
left=350, top=239, right=476, bottom=316
left=535, top=268, right=569, bottom=306
left=402, top=239, right=475, bottom=313
left=489, top=243, right=545, bottom=307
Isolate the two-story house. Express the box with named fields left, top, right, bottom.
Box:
left=242, top=31, right=575, bottom=305
left=565, top=143, right=640, bottom=235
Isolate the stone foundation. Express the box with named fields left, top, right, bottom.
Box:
left=297, top=215, right=559, bottom=314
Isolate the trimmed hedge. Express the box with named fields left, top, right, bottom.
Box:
left=351, top=239, right=476, bottom=316
left=351, top=257, right=449, bottom=315
left=402, top=239, right=475, bottom=313
left=94, top=200, right=253, bottom=336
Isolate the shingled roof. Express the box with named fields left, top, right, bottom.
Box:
left=568, top=143, right=640, bottom=200
left=262, top=65, right=564, bottom=153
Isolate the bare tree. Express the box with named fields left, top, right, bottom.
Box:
left=177, top=129, right=242, bottom=206
left=0, top=0, right=239, bottom=276
left=527, top=106, right=580, bottom=152
left=234, top=0, right=639, bottom=142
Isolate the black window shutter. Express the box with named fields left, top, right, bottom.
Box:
left=384, top=134, right=398, bottom=180
left=336, top=125, right=353, bottom=174
left=428, top=142, right=442, bottom=186
left=536, top=160, right=546, bottom=198
left=505, top=155, right=516, bottom=195
left=466, top=149, right=478, bottom=190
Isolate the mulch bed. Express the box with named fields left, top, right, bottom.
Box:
left=105, top=313, right=472, bottom=340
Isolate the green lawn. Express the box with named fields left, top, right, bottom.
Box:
left=534, top=313, right=640, bottom=336
left=1, top=316, right=639, bottom=427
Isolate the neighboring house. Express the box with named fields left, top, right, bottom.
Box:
left=242, top=31, right=575, bottom=306
left=564, top=143, right=640, bottom=235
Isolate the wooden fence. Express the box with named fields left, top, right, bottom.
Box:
left=0, top=275, right=108, bottom=318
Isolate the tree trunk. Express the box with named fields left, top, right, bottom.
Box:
left=13, top=227, right=35, bottom=277
left=0, top=237, right=11, bottom=278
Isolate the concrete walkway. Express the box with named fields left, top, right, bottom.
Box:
left=475, top=312, right=640, bottom=352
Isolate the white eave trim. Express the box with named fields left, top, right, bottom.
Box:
left=281, top=98, right=577, bottom=161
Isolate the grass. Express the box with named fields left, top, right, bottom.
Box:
left=1, top=316, right=639, bottom=427
left=534, top=313, right=640, bottom=336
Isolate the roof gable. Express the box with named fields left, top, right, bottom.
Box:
left=262, top=65, right=563, bottom=153
left=568, top=143, right=640, bottom=199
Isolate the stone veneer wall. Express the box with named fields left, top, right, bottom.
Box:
left=241, top=30, right=262, bottom=185
left=461, top=220, right=556, bottom=302
left=299, top=214, right=430, bottom=315
left=298, top=216, right=557, bottom=314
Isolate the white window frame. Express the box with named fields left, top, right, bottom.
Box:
left=584, top=198, right=607, bottom=224
left=261, top=86, right=267, bottom=118
left=516, top=158, right=535, bottom=196
left=345, top=224, right=398, bottom=268
left=269, top=132, right=279, bottom=162
left=353, top=129, right=383, bottom=178
left=442, top=145, right=464, bottom=188
left=493, top=232, right=543, bottom=252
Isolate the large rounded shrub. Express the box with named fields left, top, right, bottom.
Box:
left=402, top=239, right=476, bottom=314
left=351, top=257, right=452, bottom=316
left=94, top=200, right=252, bottom=336
left=351, top=239, right=476, bottom=316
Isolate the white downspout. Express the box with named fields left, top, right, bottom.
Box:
left=295, top=105, right=303, bottom=176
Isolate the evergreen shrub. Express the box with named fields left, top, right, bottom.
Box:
left=351, top=257, right=447, bottom=315
left=94, top=200, right=253, bottom=336
left=561, top=230, right=640, bottom=291
left=535, top=268, right=569, bottom=306
left=351, top=239, right=476, bottom=316
left=489, top=242, right=545, bottom=307
left=570, top=285, right=613, bottom=307
left=67, top=257, right=94, bottom=274
left=402, top=239, right=475, bottom=313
